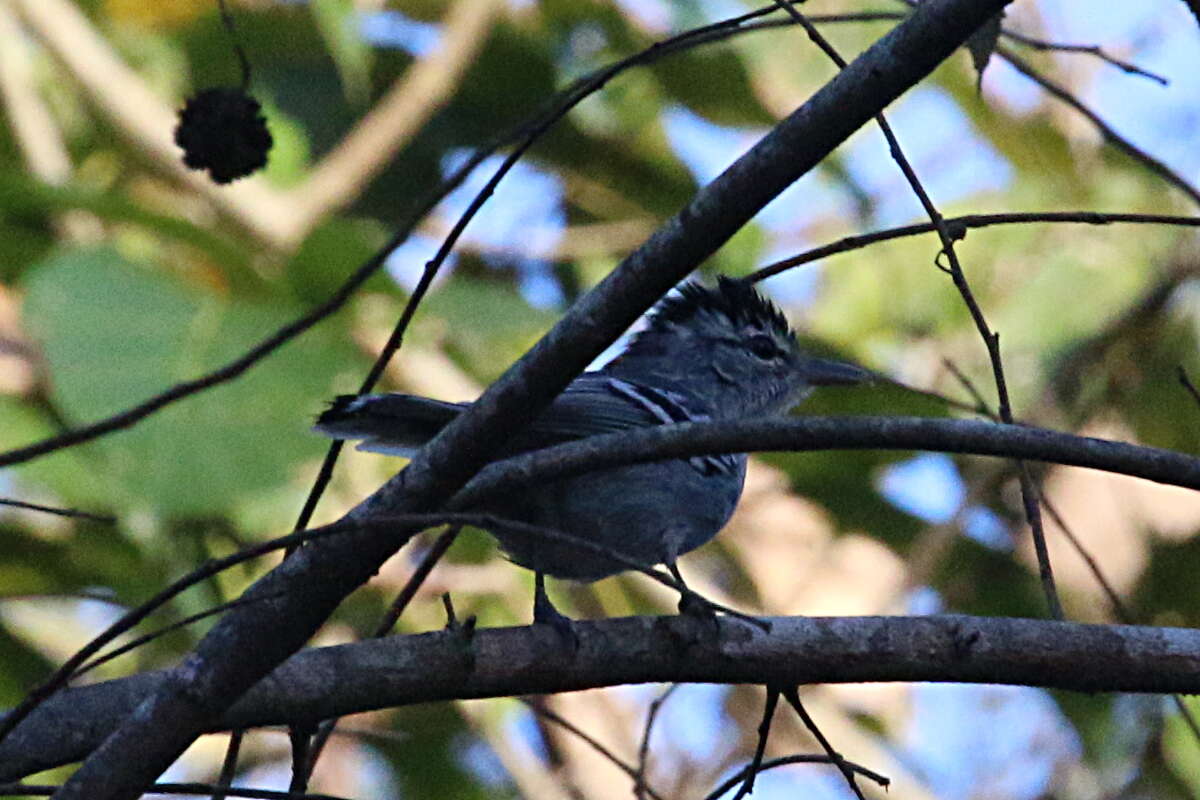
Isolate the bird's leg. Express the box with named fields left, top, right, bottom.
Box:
left=667, top=561, right=718, bottom=622
left=533, top=572, right=577, bottom=647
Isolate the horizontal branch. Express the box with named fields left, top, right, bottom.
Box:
left=5, top=613, right=1199, bottom=779
left=457, top=416, right=1200, bottom=507
left=747, top=211, right=1200, bottom=282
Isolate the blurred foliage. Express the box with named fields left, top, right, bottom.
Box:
left=1, top=1, right=1199, bottom=798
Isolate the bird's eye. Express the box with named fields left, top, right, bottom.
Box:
left=746, top=334, right=780, bottom=360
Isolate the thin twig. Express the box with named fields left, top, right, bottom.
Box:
left=732, top=687, right=779, bottom=800
left=0, top=496, right=115, bottom=524
left=997, top=44, right=1200, bottom=208
left=780, top=687, right=866, bottom=800
left=1178, top=366, right=1200, bottom=409
left=0, top=515, right=456, bottom=745
left=0, top=783, right=348, bottom=800
left=214, top=0, right=251, bottom=89
left=75, top=594, right=282, bottom=677
left=913, top=0, right=1197, bottom=208
left=633, top=684, right=677, bottom=800
left=747, top=211, right=1200, bottom=282
left=751, top=7, right=1168, bottom=84
left=378, top=527, right=464, bottom=637
left=935, top=362, right=1200, bottom=748
left=523, top=700, right=667, bottom=800
left=941, top=358, right=994, bottom=417
left=1000, top=28, right=1168, bottom=85
left=704, top=754, right=889, bottom=800
left=300, top=526, right=464, bottom=778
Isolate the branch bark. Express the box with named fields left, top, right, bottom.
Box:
left=6, top=613, right=1200, bottom=780
left=44, top=2, right=1014, bottom=796
left=457, top=416, right=1200, bottom=504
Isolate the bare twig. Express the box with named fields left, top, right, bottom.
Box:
left=450, top=416, right=1200, bottom=507
left=997, top=44, right=1200, bottom=208
left=299, top=526, right=464, bottom=778
left=0, top=783, right=348, bottom=800
left=1178, top=366, right=1200, bottom=409
left=941, top=358, right=994, bottom=417
left=732, top=687, right=779, bottom=800
left=780, top=687, right=865, bottom=800
left=0, top=497, right=115, bottom=524
left=0, top=502, right=772, bottom=749
left=75, top=595, right=282, bottom=677
left=747, top=211, right=1200, bottom=282
left=1000, top=28, right=1168, bottom=85
left=924, top=362, right=1200, bottom=751
left=379, top=528, right=464, bottom=637
left=633, top=684, right=677, bottom=800
left=721, top=5, right=1166, bottom=85
left=0, top=514, right=459, bottom=745
left=705, top=754, right=889, bottom=800
left=214, top=0, right=251, bottom=90
left=523, top=700, right=667, bottom=800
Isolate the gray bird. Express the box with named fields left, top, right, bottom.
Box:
left=315, top=278, right=868, bottom=626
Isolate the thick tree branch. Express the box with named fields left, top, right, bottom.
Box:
left=47, top=3, right=1013, bottom=797
left=6, top=613, right=1200, bottom=779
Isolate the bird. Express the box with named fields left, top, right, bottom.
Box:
left=315, top=277, right=868, bottom=628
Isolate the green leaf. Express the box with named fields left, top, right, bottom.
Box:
left=310, top=0, right=373, bottom=105
left=286, top=216, right=393, bottom=303
left=651, top=45, right=776, bottom=128
left=21, top=247, right=365, bottom=516
left=0, top=171, right=249, bottom=277
left=421, top=277, right=557, bottom=382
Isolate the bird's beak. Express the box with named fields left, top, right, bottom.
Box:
left=802, top=356, right=873, bottom=386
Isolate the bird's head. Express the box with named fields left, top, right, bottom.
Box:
left=612, top=277, right=870, bottom=416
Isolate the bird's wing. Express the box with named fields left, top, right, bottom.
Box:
left=314, top=375, right=737, bottom=473
left=519, top=374, right=739, bottom=475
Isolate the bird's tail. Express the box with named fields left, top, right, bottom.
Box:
left=313, top=394, right=466, bottom=456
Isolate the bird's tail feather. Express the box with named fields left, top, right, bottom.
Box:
left=313, top=394, right=466, bottom=457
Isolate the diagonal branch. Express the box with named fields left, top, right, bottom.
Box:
left=996, top=43, right=1200, bottom=208
left=46, top=4, right=1015, bottom=797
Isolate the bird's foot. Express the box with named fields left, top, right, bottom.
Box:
left=441, top=593, right=477, bottom=670
left=534, top=575, right=579, bottom=651
left=675, top=589, right=721, bottom=641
